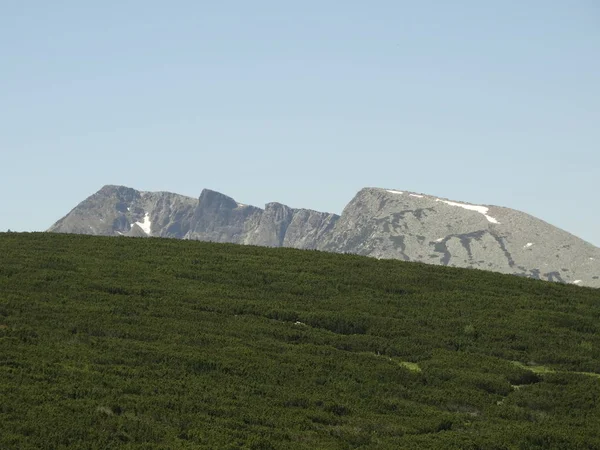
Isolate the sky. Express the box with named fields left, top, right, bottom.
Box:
left=1, top=1, right=599, bottom=246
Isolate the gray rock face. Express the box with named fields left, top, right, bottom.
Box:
left=317, top=188, right=600, bottom=288
left=246, top=203, right=294, bottom=247
left=49, top=186, right=340, bottom=251
left=183, top=189, right=339, bottom=249
left=184, top=189, right=264, bottom=244
left=48, top=185, right=600, bottom=288
left=48, top=185, right=197, bottom=238
left=283, top=209, right=339, bottom=250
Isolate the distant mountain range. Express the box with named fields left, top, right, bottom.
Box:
left=48, top=185, right=600, bottom=288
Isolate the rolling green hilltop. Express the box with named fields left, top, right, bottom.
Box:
left=1, top=233, right=599, bottom=449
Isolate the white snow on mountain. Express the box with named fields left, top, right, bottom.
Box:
left=132, top=213, right=152, bottom=235
left=435, top=199, right=500, bottom=224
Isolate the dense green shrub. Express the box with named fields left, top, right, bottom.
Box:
left=0, top=232, right=599, bottom=449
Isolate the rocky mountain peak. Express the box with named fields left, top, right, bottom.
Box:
left=198, top=189, right=239, bottom=210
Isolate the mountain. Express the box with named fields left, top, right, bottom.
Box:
left=47, top=185, right=198, bottom=238
left=318, top=188, right=600, bottom=287
left=49, top=185, right=339, bottom=249
left=48, top=185, right=600, bottom=287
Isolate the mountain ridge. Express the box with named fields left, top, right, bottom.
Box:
left=48, top=185, right=600, bottom=288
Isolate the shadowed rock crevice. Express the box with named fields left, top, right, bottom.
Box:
left=389, top=235, right=411, bottom=261
left=544, top=271, right=565, bottom=283
left=434, top=239, right=453, bottom=265
left=490, top=232, right=516, bottom=268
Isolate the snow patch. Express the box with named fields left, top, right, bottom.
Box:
left=237, top=203, right=246, bottom=207
left=435, top=199, right=500, bottom=224
left=590, top=258, right=595, bottom=261
left=127, top=207, right=131, bottom=212
left=573, top=280, right=582, bottom=285
left=524, top=243, right=533, bottom=248
left=435, top=238, right=444, bottom=243
left=386, top=189, right=404, bottom=195
left=132, top=212, right=152, bottom=235
left=409, top=194, right=424, bottom=198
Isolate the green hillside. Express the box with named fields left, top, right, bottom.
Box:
left=1, top=233, right=599, bottom=449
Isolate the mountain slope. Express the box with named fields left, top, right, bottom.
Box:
left=48, top=185, right=600, bottom=287
left=1, top=232, right=600, bottom=449
left=319, top=188, right=600, bottom=287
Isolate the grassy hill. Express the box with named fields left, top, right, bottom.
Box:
left=1, top=232, right=599, bottom=449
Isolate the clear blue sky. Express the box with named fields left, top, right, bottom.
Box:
left=1, top=1, right=599, bottom=245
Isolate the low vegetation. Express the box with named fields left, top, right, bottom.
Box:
left=1, top=232, right=599, bottom=449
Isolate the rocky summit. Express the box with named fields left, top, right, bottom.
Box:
left=48, top=185, right=600, bottom=288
